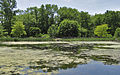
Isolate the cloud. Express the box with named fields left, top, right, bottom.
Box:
left=64, top=0, right=71, bottom=2
left=16, top=0, right=120, bottom=15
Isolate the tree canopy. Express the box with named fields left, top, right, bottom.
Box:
left=0, top=1, right=120, bottom=38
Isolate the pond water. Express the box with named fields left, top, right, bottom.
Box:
left=0, top=41, right=120, bottom=75
left=58, top=60, right=120, bottom=75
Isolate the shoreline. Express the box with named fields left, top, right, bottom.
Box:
left=2, top=41, right=120, bottom=45
left=0, top=37, right=116, bottom=42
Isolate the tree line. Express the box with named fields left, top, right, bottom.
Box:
left=0, top=0, right=120, bottom=38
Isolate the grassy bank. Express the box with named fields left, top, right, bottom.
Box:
left=60, top=38, right=115, bottom=41
left=0, top=37, right=54, bottom=42
left=0, top=37, right=116, bottom=42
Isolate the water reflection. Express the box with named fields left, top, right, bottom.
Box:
left=57, top=60, right=120, bottom=75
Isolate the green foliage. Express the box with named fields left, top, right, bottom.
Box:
left=78, top=27, right=88, bottom=37
left=94, top=24, right=112, bottom=38
left=38, top=4, right=58, bottom=34
left=11, top=21, right=26, bottom=37
left=0, top=37, right=115, bottom=42
left=47, top=25, right=58, bottom=37
left=106, top=34, right=112, bottom=38
left=0, top=37, right=53, bottom=42
left=0, top=24, right=8, bottom=37
left=58, top=19, right=79, bottom=37
left=80, top=11, right=91, bottom=29
left=114, top=28, right=120, bottom=38
left=79, top=11, right=91, bottom=37
left=57, top=7, right=80, bottom=23
left=91, top=14, right=104, bottom=26
left=61, top=38, right=114, bottom=41
left=30, top=27, right=41, bottom=37
left=1, top=2, right=120, bottom=39
left=0, top=0, right=17, bottom=34
left=23, top=13, right=36, bottom=36
left=41, top=34, right=50, bottom=39
left=104, top=11, right=120, bottom=35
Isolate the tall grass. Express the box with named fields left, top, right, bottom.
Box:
left=0, top=37, right=115, bottom=42
left=60, top=38, right=115, bottom=41
left=0, top=37, right=53, bottom=42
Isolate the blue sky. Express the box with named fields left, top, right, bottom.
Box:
left=16, top=0, right=120, bottom=15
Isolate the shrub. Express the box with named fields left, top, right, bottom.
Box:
left=94, top=24, right=111, bottom=38
left=30, top=27, right=41, bottom=37
left=47, top=25, right=58, bottom=38
left=58, top=19, right=79, bottom=37
left=107, top=34, right=112, bottom=38
left=11, top=21, right=26, bottom=37
left=114, top=27, right=120, bottom=38
left=0, top=24, right=8, bottom=37
left=78, top=27, right=88, bottom=37
left=41, top=34, right=50, bottom=39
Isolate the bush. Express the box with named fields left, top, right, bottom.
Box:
left=114, top=28, right=120, bottom=38
left=58, top=19, right=79, bottom=37
left=41, top=34, right=50, bottom=39
left=30, top=27, right=41, bottom=37
left=11, top=21, right=26, bottom=37
left=0, top=24, right=8, bottom=37
left=78, top=27, right=88, bottom=37
left=47, top=25, right=58, bottom=38
left=94, top=24, right=112, bottom=38
left=107, top=34, right=112, bottom=38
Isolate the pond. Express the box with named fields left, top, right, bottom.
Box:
left=0, top=41, right=120, bottom=75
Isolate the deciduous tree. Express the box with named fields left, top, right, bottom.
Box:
left=94, top=24, right=111, bottom=38
left=11, top=21, right=26, bottom=37
left=58, top=19, right=79, bottom=37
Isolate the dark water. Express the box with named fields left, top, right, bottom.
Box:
left=57, top=60, right=120, bottom=75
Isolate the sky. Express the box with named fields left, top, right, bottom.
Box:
left=16, top=0, right=120, bottom=15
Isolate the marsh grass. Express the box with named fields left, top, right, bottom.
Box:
left=60, top=38, right=115, bottom=41
left=0, top=37, right=54, bottom=41
left=0, top=37, right=115, bottom=42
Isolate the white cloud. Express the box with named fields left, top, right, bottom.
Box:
left=64, top=0, right=71, bottom=2
left=16, top=0, right=120, bottom=14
